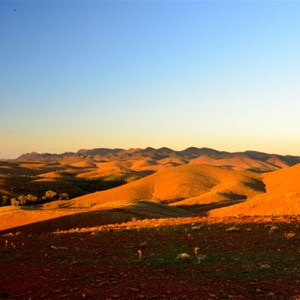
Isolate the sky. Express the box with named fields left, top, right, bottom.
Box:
left=1, top=0, right=300, bottom=158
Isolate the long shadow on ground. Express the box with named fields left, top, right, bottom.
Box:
left=0, top=201, right=192, bottom=235
left=0, top=197, right=250, bottom=235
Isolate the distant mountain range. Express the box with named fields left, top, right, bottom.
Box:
left=15, top=147, right=300, bottom=173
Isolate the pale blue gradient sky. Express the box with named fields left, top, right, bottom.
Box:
left=1, top=1, right=300, bottom=158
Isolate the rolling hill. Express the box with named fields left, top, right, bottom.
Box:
left=3, top=146, right=299, bottom=204
left=0, top=164, right=266, bottom=232
left=1, top=147, right=300, bottom=232
left=209, top=163, right=300, bottom=217
left=1, top=160, right=300, bottom=232
left=46, top=164, right=264, bottom=210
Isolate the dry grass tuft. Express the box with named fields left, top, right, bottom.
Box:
left=284, top=231, right=296, bottom=239
left=194, top=246, right=200, bottom=255
left=196, top=254, right=207, bottom=264
left=269, top=226, right=279, bottom=234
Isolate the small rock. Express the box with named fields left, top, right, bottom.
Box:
left=175, top=253, right=191, bottom=262
left=191, top=226, right=202, bottom=231
left=269, top=226, right=279, bottom=233
left=91, top=231, right=100, bottom=236
left=259, top=263, right=271, bottom=270
left=51, top=245, right=68, bottom=250
left=226, top=226, right=240, bottom=232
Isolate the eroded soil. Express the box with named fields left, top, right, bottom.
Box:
left=1, top=216, right=300, bottom=299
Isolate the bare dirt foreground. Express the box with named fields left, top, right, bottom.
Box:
left=1, top=215, right=300, bottom=300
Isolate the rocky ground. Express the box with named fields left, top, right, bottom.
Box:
left=1, top=215, right=300, bottom=300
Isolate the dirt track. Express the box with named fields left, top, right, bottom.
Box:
left=1, top=216, right=300, bottom=299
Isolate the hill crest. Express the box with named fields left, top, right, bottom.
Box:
left=14, top=147, right=300, bottom=173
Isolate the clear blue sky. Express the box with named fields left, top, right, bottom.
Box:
left=1, top=1, right=300, bottom=158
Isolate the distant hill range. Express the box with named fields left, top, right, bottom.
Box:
left=15, top=147, right=300, bottom=173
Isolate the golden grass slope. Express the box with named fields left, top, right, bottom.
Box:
left=262, top=163, right=300, bottom=194
left=0, top=164, right=264, bottom=232
left=0, top=205, right=79, bottom=231
left=54, top=164, right=264, bottom=210
left=0, top=201, right=191, bottom=232
left=209, top=163, right=300, bottom=217
left=3, top=163, right=300, bottom=232
left=209, top=192, right=300, bottom=217
left=189, top=154, right=284, bottom=172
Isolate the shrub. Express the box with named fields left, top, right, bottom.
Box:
left=11, top=198, right=20, bottom=206
left=26, top=194, right=38, bottom=203
left=42, top=190, right=58, bottom=200
left=1, top=195, right=10, bottom=206
left=59, top=192, right=69, bottom=200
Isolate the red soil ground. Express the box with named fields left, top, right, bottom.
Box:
left=1, top=215, right=300, bottom=300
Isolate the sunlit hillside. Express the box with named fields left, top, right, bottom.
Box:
left=48, top=164, right=264, bottom=210
left=209, top=163, right=300, bottom=217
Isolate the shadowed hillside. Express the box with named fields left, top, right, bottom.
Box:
left=0, top=164, right=265, bottom=232
left=209, top=163, right=300, bottom=216
left=48, top=164, right=265, bottom=210
left=0, top=201, right=192, bottom=233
